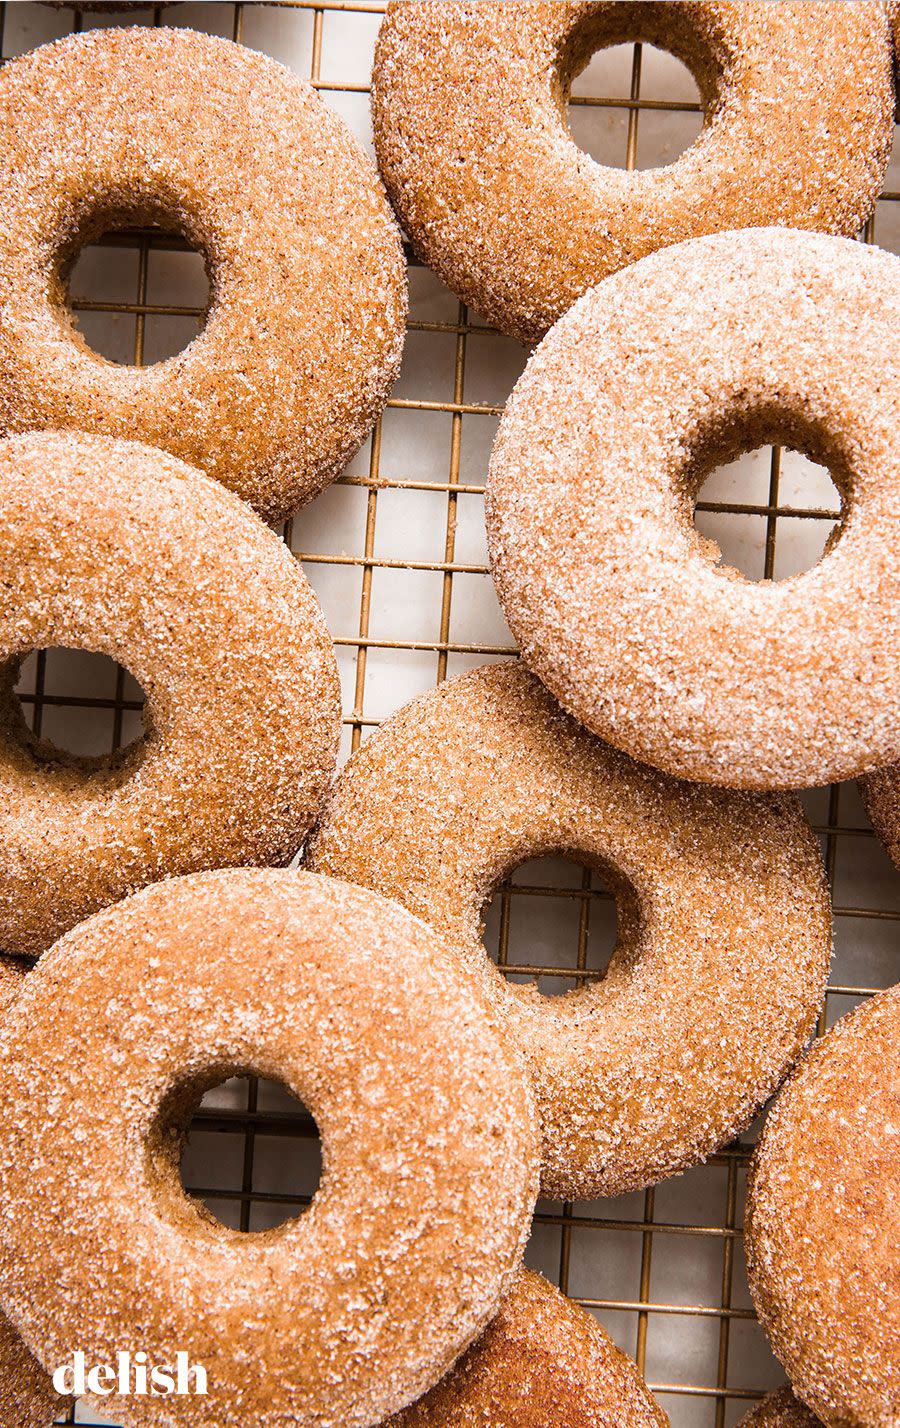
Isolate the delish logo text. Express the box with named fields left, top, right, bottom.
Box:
left=52, top=1350, right=208, bottom=1397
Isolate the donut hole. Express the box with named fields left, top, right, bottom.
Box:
left=482, top=854, right=639, bottom=999
left=567, top=43, right=703, bottom=170
left=690, top=441, right=845, bottom=583
left=561, top=7, right=709, bottom=171
left=5, top=646, right=148, bottom=771
left=56, top=200, right=211, bottom=366
left=156, top=1071, right=322, bottom=1236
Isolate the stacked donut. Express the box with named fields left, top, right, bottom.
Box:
left=0, top=4, right=896, bottom=1428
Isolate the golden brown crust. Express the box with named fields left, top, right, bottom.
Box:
left=0, top=957, right=73, bottom=1428
left=0, top=1314, right=70, bottom=1428
left=738, top=1389, right=824, bottom=1428
left=309, top=663, right=831, bottom=1199
left=0, top=956, right=29, bottom=1018
left=859, top=763, right=900, bottom=868
left=0, top=26, right=406, bottom=522
left=0, top=430, right=340, bottom=956
left=746, top=988, right=900, bottom=1428
left=383, top=1270, right=667, bottom=1427
left=373, top=1, right=892, bottom=342
left=486, top=229, right=900, bottom=789
left=0, top=868, right=539, bottom=1428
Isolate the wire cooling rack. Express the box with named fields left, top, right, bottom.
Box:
left=1, top=4, right=898, bottom=1425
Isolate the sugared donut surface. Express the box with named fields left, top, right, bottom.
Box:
left=0, top=430, right=340, bottom=957
left=0, top=956, right=74, bottom=1428
left=746, top=987, right=900, bottom=1428
left=858, top=764, right=900, bottom=870
left=309, top=663, right=831, bottom=1200
left=0, top=1315, right=70, bottom=1428
left=0, top=957, right=28, bottom=1017
left=383, top=1269, right=667, bottom=1427
left=487, top=229, right=900, bottom=790
left=0, top=26, right=406, bottom=522
left=372, top=1, right=893, bottom=342
left=0, top=868, right=539, bottom=1428
left=738, top=1389, right=823, bottom=1428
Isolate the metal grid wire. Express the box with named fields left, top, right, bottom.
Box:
left=1, top=4, right=898, bottom=1425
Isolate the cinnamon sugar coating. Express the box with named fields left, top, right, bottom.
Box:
left=487, top=229, right=900, bottom=790
left=0, top=869, right=539, bottom=1428
left=0, top=957, right=73, bottom=1428
left=0, top=26, right=406, bottom=522
left=858, top=764, right=900, bottom=869
left=0, top=1316, right=68, bottom=1428
left=738, top=1389, right=824, bottom=1428
left=0, top=957, right=28, bottom=1017
left=372, top=2, right=893, bottom=343
left=746, top=988, right=900, bottom=1428
left=0, top=431, right=340, bottom=956
left=309, top=664, right=831, bottom=1200
left=383, top=1270, right=667, bottom=1427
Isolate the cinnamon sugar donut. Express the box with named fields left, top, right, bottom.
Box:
left=309, top=663, right=831, bottom=1200
left=372, top=2, right=893, bottom=343
left=0, top=26, right=406, bottom=522
left=738, top=1390, right=823, bottom=1428
left=384, top=1270, right=666, bottom=1427
left=858, top=764, right=900, bottom=869
left=487, top=228, right=900, bottom=790
left=0, top=1316, right=69, bottom=1428
left=0, top=868, right=539, bottom=1428
left=746, top=987, right=900, bottom=1428
left=0, top=430, right=340, bottom=957
left=0, top=957, right=74, bottom=1428
left=0, top=956, right=28, bottom=1015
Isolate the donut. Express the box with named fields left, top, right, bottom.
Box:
left=0, top=957, right=28, bottom=1016
left=0, top=868, right=539, bottom=1428
left=371, top=1, right=893, bottom=343
left=383, top=1269, right=666, bottom=1427
left=308, top=663, right=832, bottom=1200
left=745, top=986, right=900, bottom=1428
left=0, top=430, right=340, bottom=957
left=0, top=1315, right=70, bottom=1428
left=858, top=764, right=900, bottom=868
left=0, top=957, right=74, bottom=1428
left=486, top=228, right=900, bottom=790
left=0, top=26, right=406, bottom=522
left=737, top=1390, right=823, bottom=1428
